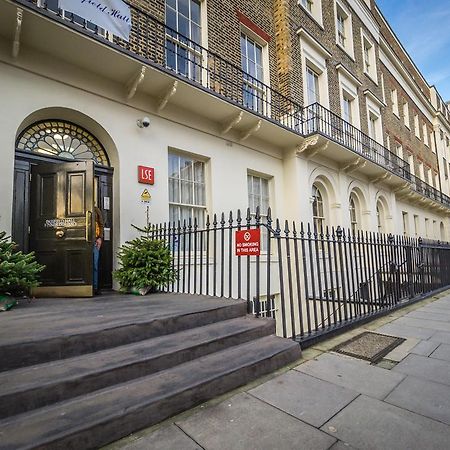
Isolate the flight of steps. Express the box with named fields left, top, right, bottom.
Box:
left=0, top=298, right=301, bottom=449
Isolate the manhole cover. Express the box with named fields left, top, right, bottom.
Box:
left=332, top=332, right=405, bottom=363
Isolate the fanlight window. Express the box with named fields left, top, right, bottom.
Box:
left=16, top=121, right=109, bottom=166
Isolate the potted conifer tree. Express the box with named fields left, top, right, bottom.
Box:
left=0, top=231, right=45, bottom=311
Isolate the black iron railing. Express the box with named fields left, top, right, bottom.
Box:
left=409, top=173, right=450, bottom=208
left=149, top=208, right=450, bottom=346
left=18, top=0, right=450, bottom=209
left=303, top=103, right=410, bottom=178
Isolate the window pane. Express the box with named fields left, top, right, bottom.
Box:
left=191, top=0, right=201, bottom=24
left=169, top=153, right=180, bottom=178
left=194, top=161, right=204, bottom=183
left=194, top=183, right=205, bottom=205
left=180, top=158, right=193, bottom=181
left=169, top=178, right=179, bottom=203
left=179, top=0, right=190, bottom=18
left=181, top=180, right=193, bottom=204
left=166, top=6, right=177, bottom=30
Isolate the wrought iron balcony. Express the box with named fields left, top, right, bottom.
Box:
left=409, top=173, right=450, bottom=208
left=302, top=103, right=410, bottom=178
left=13, top=0, right=449, bottom=210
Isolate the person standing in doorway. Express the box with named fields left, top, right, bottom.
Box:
left=93, top=206, right=104, bottom=295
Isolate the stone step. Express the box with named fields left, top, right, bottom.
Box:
left=0, top=336, right=301, bottom=450
left=0, top=316, right=274, bottom=419
left=0, top=299, right=247, bottom=371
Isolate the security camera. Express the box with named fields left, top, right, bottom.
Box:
left=137, top=117, right=150, bottom=128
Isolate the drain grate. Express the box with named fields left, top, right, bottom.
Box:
left=332, top=332, right=405, bottom=363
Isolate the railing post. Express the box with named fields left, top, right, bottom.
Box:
left=254, top=207, right=261, bottom=317
left=275, top=219, right=287, bottom=338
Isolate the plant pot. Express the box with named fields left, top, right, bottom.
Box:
left=130, top=286, right=153, bottom=296
left=0, top=295, right=18, bottom=312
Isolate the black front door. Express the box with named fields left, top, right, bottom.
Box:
left=30, top=161, right=95, bottom=297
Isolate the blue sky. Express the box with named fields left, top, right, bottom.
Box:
left=377, top=0, right=450, bottom=101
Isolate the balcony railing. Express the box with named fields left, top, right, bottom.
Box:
left=409, top=173, right=450, bottom=208
left=302, top=103, right=410, bottom=178
left=15, top=0, right=450, bottom=209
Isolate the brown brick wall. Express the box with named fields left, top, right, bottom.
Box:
left=381, top=63, right=438, bottom=175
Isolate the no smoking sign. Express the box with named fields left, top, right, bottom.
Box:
left=235, top=228, right=261, bottom=256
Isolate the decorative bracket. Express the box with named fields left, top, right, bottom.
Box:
left=239, top=120, right=261, bottom=142
left=393, top=181, right=411, bottom=195
left=370, top=173, right=392, bottom=185
left=126, top=66, right=146, bottom=100
left=296, top=135, right=319, bottom=155
left=12, top=8, right=23, bottom=59
left=221, top=111, right=243, bottom=135
left=342, top=157, right=367, bottom=174
left=296, top=136, right=328, bottom=159
left=157, top=80, right=178, bottom=112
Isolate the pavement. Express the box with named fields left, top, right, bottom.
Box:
left=107, top=292, right=450, bottom=450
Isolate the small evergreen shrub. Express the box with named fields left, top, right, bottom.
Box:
left=113, top=235, right=175, bottom=293
left=0, top=231, right=45, bottom=296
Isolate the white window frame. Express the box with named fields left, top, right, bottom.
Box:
left=247, top=172, right=271, bottom=251
left=312, top=184, right=326, bottom=232
left=365, top=92, right=384, bottom=146
left=391, top=88, right=399, bottom=118
left=349, top=192, right=361, bottom=233
left=299, top=29, right=330, bottom=109
left=402, top=211, right=409, bottom=236
left=165, top=0, right=204, bottom=83
left=418, top=161, right=425, bottom=182
left=423, top=123, right=429, bottom=147
left=414, top=214, right=419, bottom=237
left=298, top=0, right=323, bottom=27
left=403, top=101, right=410, bottom=129
left=414, top=113, right=420, bottom=139
left=408, top=154, right=415, bottom=175
left=247, top=173, right=270, bottom=217
left=334, top=0, right=354, bottom=59
left=168, top=150, right=207, bottom=226
left=240, top=27, right=270, bottom=116
left=338, top=66, right=361, bottom=129
left=360, top=30, right=377, bottom=83
left=395, top=142, right=403, bottom=160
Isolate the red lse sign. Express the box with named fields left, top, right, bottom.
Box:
left=235, top=229, right=261, bottom=256
left=138, top=165, right=155, bottom=185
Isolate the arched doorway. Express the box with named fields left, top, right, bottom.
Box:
left=13, top=120, right=114, bottom=297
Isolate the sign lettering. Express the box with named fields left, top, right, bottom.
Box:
left=59, top=0, right=132, bottom=41
left=138, top=166, right=155, bottom=185
left=235, top=229, right=261, bottom=256
left=44, top=218, right=77, bottom=228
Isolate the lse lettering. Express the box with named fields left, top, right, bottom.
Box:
left=138, top=166, right=155, bottom=185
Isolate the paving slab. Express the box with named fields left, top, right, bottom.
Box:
left=430, top=344, right=450, bottom=362
left=375, top=322, right=435, bottom=340
left=383, top=337, right=418, bottom=362
left=406, top=310, right=450, bottom=322
left=410, top=340, right=440, bottom=356
left=393, top=353, right=450, bottom=386
left=295, top=353, right=405, bottom=400
left=176, top=393, right=336, bottom=450
left=119, top=425, right=202, bottom=450
left=249, top=370, right=358, bottom=427
left=321, top=395, right=450, bottom=450
left=385, top=375, right=450, bottom=425
left=395, top=316, right=450, bottom=332
left=430, top=331, right=450, bottom=344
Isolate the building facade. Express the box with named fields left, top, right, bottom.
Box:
left=0, top=0, right=449, bottom=295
